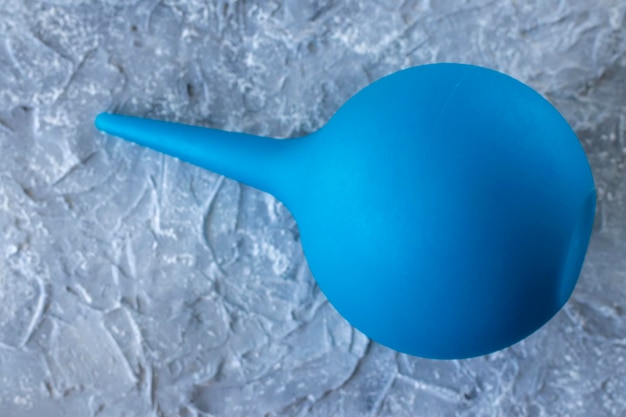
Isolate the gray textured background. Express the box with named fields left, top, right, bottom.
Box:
left=1, top=1, right=625, bottom=416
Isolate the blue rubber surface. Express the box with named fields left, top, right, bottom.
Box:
left=96, top=63, right=595, bottom=359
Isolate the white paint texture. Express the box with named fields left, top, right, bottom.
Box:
left=0, top=1, right=625, bottom=416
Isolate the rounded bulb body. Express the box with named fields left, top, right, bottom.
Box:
left=292, top=64, right=595, bottom=359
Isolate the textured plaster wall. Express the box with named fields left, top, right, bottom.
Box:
left=0, top=0, right=625, bottom=416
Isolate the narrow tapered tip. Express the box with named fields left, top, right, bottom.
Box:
left=94, top=112, right=153, bottom=145
left=92, top=111, right=305, bottom=203
left=94, top=112, right=116, bottom=134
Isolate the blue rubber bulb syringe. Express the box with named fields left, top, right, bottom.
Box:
left=95, top=63, right=596, bottom=359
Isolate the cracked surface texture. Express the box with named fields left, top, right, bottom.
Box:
left=1, top=1, right=625, bottom=416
